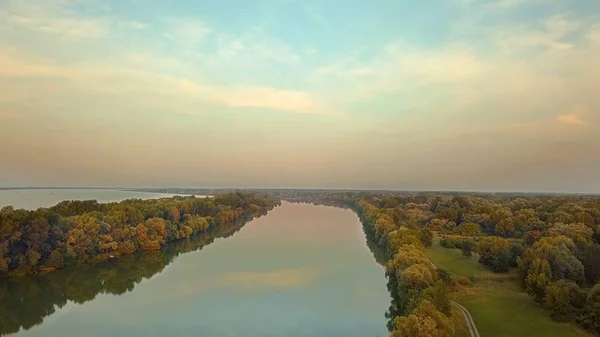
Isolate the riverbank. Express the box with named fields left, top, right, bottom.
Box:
left=1, top=193, right=280, bottom=278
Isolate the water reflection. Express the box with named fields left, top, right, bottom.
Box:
left=0, top=212, right=263, bottom=336
left=1, top=203, right=391, bottom=337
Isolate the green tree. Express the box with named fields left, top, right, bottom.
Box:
left=392, top=300, right=454, bottom=337
left=45, top=249, right=64, bottom=269
left=477, top=236, right=510, bottom=272
left=453, top=222, right=482, bottom=236
left=418, top=228, right=433, bottom=247
left=544, top=280, right=586, bottom=322
left=461, top=239, right=475, bottom=258
left=578, top=283, right=600, bottom=334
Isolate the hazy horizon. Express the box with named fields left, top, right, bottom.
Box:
left=1, top=0, right=599, bottom=193
left=1, top=186, right=599, bottom=196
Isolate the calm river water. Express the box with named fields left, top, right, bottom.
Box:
left=0, top=191, right=390, bottom=337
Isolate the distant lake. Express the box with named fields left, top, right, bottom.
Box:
left=0, top=189, right=196, bottom=210
left=1, top=201, right=390, bottom=337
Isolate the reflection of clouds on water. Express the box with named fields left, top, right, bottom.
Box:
left=163, top=267, right=321, bottom=302
left=218, top=267, right=320, bottom=293
left=5, top=203, right=389, bottom=337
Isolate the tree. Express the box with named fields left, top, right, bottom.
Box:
left=461, top=239, right=475, bottom=258
left=544, top=280, right=586, bottom=322
left=45, top=249, right=64, bottom=269
left=578, top=283, right=600, bottom=334
left=418, top=228, right=433, bottom=247
left=0, top=192, right=280, bottom=277
left=477, top=236, right=510, bottom=272
left=422, top=280, right=452, bottom=315
left=582, top=244, right=600, bottom=285
left=524, top=258, right=552, bottom=302
left=495, top=218, right=516, bottom=238
left=392, top=300, right=454, bottom=337
left=548, top=223, right=594, bottom=249
left=509, top=243, right=524, bottom=267
left=515, top=208, right=544, bottom=232
left=453, top=222, right=482, bottom=236
left=523, top=230, right=542, bottom=246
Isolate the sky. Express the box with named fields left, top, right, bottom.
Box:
left=0, top=0, right=599, bottom=192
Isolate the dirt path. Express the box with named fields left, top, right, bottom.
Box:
left=427, top=260, right=481, bottom=337
left=452, top=300, right=481, bottom=337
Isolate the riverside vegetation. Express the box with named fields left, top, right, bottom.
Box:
left=0, top=215, right=256, bottom=336
left=2, top=189, right=600, bottom=336
left=0, top=192, right=280, bottom=277
left=284, top=191, right=600, bottom=336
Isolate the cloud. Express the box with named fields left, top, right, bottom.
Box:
left=127, top=20, right=146, bottom=30
left=161, top=267, right=321, bottom=302
left=589, top=24, right=600, bottom=44
left=490, top=15, right=583, bottom=54
left=486, top=0, right=544, bottom=8
left=0, top=0, right=111, bottom=38
left=162, top=18, right=211, bottom=45
left=312, top=12, right=600, bottom=126
left=176, top=80, right=335, bottom=114
left=473, top=122, right=540, bottom=134
left=0, top=46, right=334, bottom=115
left=217, top=267, right=320, bottom=292
left=557, top=112, right=588, bottom=126
left=211, top=86, right=332, bottom=114
left=458, top=0, right=544, bottom=9
left=214, top=28, right=301, bottom=65
left=1, top=0, right=599, bottom=191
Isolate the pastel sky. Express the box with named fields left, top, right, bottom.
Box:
left=1, top=0, right=599, bottom=192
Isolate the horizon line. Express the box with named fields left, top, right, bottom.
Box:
left=1, top=186, right=599, bottom=196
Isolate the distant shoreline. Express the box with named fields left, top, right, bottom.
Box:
left=1, top=187, right=599, bottom=197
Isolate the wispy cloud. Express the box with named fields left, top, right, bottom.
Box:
left=0, top=46, right=335, bottom=115
left=557, top=114, right=588, bottom=126
left=486, top=0, right=544, bottom=9
left=491, top=15, right=583, bottom=53
left=127, top=20, right=146, bottom=30
left=162, top=18, right=211, bottom=45
left=588, top=24, right=600, bottom=44
left=458, top=0, right=544, bottom=9
left=0, top=0, right=111, bottom=38
left=557, top=107, right=589, bottom=126
left=176, top=80, right=335, bottom=114
left=218, top=267, right=320, bottom=292
left=214, top=28, right=301, bottom=65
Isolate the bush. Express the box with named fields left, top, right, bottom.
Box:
left=439, top=235, right=464, bottom=249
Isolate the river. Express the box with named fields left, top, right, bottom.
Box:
left=0, top=196, right=390, bottom=337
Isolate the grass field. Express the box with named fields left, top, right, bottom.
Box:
left=427, top=237, right=591, bottom=337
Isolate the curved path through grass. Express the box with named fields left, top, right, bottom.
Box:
left=426, top=237, right=591, bottom=337
left=427, top=259, right=481, bottom=337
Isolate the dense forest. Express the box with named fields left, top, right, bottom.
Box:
left=285, top=191, right=600, bottom=336
left=0, top=215, right=258, bottom=336
left=0, top=192, right=280, bottom=277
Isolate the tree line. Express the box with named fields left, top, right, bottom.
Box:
left=0, top=192, right=280, bottom=277
left=0, top=214, right=259, bottom=336
left=281, top=191, right=600, bottom=336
